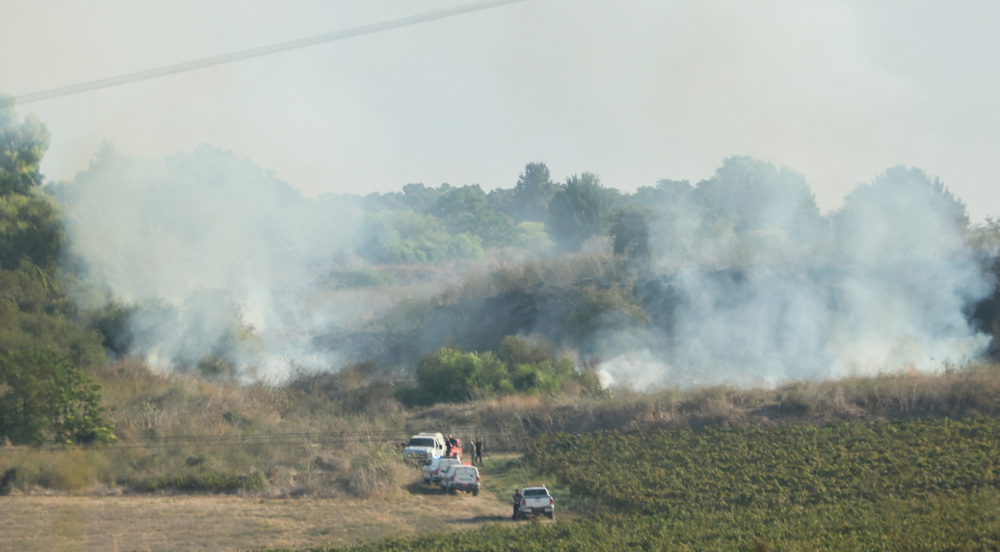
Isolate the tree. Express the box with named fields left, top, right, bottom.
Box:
left=0, top=104, right=50, bottom=197
left=430, top=185, right=516, bottom=248
left=547, top=172, right=612, bottom=252
left=692, top=156, right=822, bottom=238
left=412, top=347, right=508, bottom=404
left=609, top=208, right=651, bottom=268
left=0, top=348, right=115, bottom=446
left=833, top=166, right=969, bottom=262
left=0, top=192, right=65, bottom=270
left=512, top=162, right=558, bottom=222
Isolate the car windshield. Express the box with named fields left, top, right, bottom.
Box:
left=407, top=438, right=435, bottom=447
left=523, top=489, right=549, bottom=497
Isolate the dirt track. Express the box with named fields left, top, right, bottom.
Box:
left=0, top=487, right=511, bottom=552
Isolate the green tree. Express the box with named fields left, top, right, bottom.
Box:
left=0, top=348, right=115, bottom=445
left=0, top=105, right=50, bottom=197
left=512, top=162, right=558, bottom=223
left=833, top=165, right=968, bottom=254
left=609, top=208, right=651, bottom=268
left=430, top=185, right=516, bottom=248
left=360, top=210, right=483, bottom=264
left=0, top=192, right=65, bottom=270
left=399, top=183, right=442, bottom=213
left=692, top=156, right=822, bottom=238
left=548, top=172, right=612, bottom=252
left=412, top=347, right=509, bottom=404
left=497, top=335, right=553, bottom=366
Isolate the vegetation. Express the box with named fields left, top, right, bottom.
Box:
left=5, top=101, right=1000, bottom=552
left=0, top=349, right=115, bottom=445
left=528, top=418, right=1000, bottom=514
left=274, top=492, right=1000, bottom=551
left=261, top=416, right=1000, bottom=552
left=395, top=336, right=596, bottom=407
left=0, top=105, right=113, bottom=447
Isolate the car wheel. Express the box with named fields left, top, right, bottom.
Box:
left=546, top=512, right=554, bottom=520
left=472, top=489, right=479, bottom=496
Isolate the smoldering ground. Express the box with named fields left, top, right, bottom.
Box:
left=55, top=150, right=996, bottom=389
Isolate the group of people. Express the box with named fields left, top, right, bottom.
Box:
left=444, top=434, right=485, bottom=464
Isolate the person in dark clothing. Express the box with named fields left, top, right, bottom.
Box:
left=474, top=438, right=483, bottom=464
left=445, top=434, right=454, bottom=458
left=0, top=468, right=16, bottom=496
left=512, top=488, right=523, bottom=520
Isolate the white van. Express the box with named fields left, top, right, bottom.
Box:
left=440, top=464, right=480, bottom=496
left=422, top=456, right=462, bottom=485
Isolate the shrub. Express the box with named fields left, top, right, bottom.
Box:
left=402, top=337, right=595, bottom=406
left=0, top=348, right=116, bottom=445
left=566, top=285, right=648, bottom=340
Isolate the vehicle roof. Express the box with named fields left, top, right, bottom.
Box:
left=521, top=485, right=548, bottom=491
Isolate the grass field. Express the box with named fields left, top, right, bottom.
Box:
left=0, top=481, right=512, bottom=552
left=261, top=417, right=1000, bottom=551
left=7, top=418, right=1000, bottom=551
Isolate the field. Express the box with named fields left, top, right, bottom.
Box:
left=6, top=418, right=1000, bottom=551
left=263, top=417, right=1000, bottom=551
left=0, top=486, right=512, bottom=552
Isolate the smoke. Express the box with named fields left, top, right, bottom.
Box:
left=596, top=161, right=994, bottom=389
left=59, top=144, right=369, bottom=379
left=56, top=147, right=994, bottom=390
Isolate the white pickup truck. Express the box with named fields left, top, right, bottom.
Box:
left=515, top=486, right=554, bottom=520
left=403, top=432, right=447, bottom=464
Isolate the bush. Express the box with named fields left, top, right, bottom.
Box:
left=401, top=337, right=595, bottom=406
left=566, top=285, right=648, bottom=340
left=0, top=348, right=116, bottom=445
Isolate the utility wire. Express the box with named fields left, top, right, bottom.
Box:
left=0, top=0, right=524, bottom=109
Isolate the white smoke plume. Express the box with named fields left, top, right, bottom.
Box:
left=56, top=147, right=994, bottom=390
left=596, top=161, right=994, bottom=389
left=58, top=144, right=370, bottom=380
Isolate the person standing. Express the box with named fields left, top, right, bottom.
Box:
left=512, top=488, right=523, bottom=520
left=474, top=438, right=484, bottom=464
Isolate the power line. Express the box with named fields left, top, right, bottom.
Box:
left=0, top=0, right=524, bottom=109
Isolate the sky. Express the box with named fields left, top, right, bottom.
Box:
left=2, top=0, right=999, bottom=222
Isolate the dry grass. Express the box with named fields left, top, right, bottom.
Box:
left=12, top=356, right=1000, bottom=497
left=404, top=363, right=1000, bottom=437
left=0, top=489, right=512, bottom=552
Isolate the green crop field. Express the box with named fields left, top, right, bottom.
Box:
left=281, top=417, right=1000, bottom=551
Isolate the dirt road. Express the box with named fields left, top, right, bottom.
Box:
left=0, top=486, right=511, bottom=552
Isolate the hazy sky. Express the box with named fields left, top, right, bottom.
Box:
left=2, top=0, right=998, bottom=221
